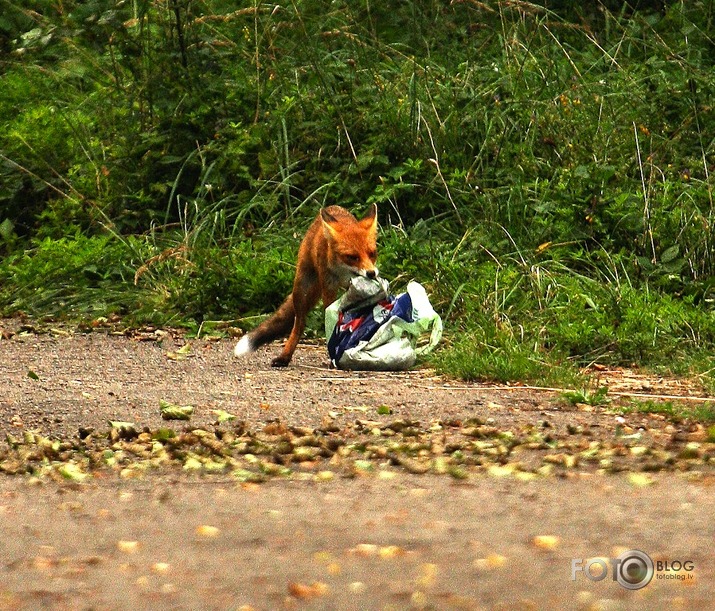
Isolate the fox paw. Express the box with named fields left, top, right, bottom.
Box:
left=270, top=356, right=291, bottom=368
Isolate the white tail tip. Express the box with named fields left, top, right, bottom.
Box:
left=233, top=335, right=254, bottom=358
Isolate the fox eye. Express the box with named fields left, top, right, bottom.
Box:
left=368, top=250, right=377, bottom=261
left=344, top=254, right=360, bottom=265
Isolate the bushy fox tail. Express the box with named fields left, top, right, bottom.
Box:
left=234, top=295, right=295, bottom=357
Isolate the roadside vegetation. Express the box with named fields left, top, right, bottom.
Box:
left=1, top=0, right=714, bottom=386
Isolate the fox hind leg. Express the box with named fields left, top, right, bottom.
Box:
left=271, top=281, right=321, bottom=367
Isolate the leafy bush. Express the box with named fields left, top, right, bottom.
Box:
left=0, top=234, right=137, bottom=318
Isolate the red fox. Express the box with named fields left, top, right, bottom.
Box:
left=234, top=204, right=379, bottom=367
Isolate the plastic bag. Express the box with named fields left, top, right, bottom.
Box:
left=325, top=276, right=442, bottom=370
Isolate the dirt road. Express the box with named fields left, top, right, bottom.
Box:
left=0, top=325, right=713, bottom=609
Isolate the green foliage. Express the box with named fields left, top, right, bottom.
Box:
left=434, top=328, right=582, bottom=387
left=1, top=1, right=715, bottom=382
left=618, top=400, right=715, bottom=424
left=562, top=386, right=610, bottom=407
left=0, top=233, right=138, bottom=318
left=132, top=231, right=298, bottom=324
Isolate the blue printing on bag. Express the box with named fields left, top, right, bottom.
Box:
left=328, top=292, right=414, bottom=364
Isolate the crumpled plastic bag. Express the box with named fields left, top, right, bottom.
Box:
left=325, top=276, right=442, bottom=370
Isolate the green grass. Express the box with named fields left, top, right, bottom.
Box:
left=561, top=386, right=610, bottom=407
left=616, top=400, right=715, bottom=424
left=433, top=335, right=583, bottom=387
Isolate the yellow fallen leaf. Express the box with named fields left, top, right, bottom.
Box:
left=473, top=553, right=508, bottom=572
left=378, top=545, right=404, bottom=559
left=120, top=467, right=143, bottom=480
left=32, top=556, right=56, bottom=570
left=313, top=551, right=332, bottom=563
left=288, top=581, right=328, bottom=599
left=288, top=582, right=312, bottom=599
left=352, top=543, right=378, bottom=557
left=159, top=400, right=194, bottom=420
left=532, top=535, right=560, bottom=551
left=628, top=472, right=655, bottom=487
left=212, top=409, right=236, bottom=423
left=378, top=470, right=398, bottom=480
left=57, top=462, right=89, bottom=482
left=487, top=464, right=514, bottom=478
left=417, top=563, right=438, bottom=588
left=537, top=464, right=554, bottom=477
left=486, top=553, right=508, bottom=568
left=183, top=456, right=203, bottom=470
left=117, top=540, right=140, bottom=554
left=327, top=562, right=341, bottom=576
left=482, top=553, right=507, bottom=571
left=166, top=343, right=193, bottom=361
left=342, top=405, right=371, bottom=412
left=196, top=525, right=220, bottom=538
left=135, top=576, right=150, bottom=589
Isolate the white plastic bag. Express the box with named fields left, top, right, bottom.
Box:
left=325, top=277, right=442, bottom=370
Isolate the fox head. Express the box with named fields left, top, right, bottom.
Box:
left=321, top=204, right=378, bottom=284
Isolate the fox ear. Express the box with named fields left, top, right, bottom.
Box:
left=362, top=203, right=377, bottom=221
left=320, top=207, right=338, bottom=224
left=360, top=203, right=378, bottom=235
left=321, top=209, right=340, bottom=241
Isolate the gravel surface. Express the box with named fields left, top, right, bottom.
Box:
left=1, top=322, right=713, bottom=609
